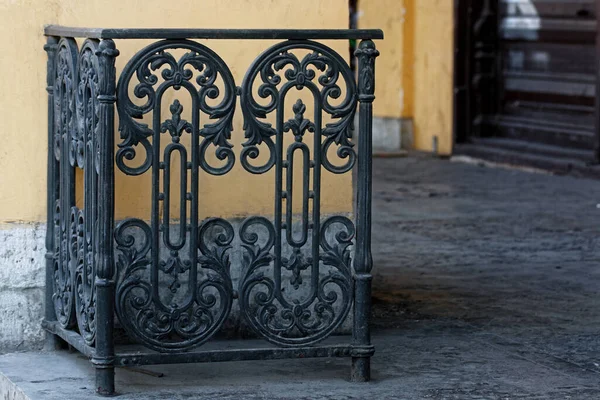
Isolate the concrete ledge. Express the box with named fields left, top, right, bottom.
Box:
left=0, top=224, right=46, bottom=354
left=0, top=371, right=29, bottom=400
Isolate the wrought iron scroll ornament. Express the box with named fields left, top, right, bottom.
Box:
left=238, top=41, right=357, bottom=346
left=115, top=40, right=236, bottom=352
left=51, top=37, right=105, bottom=345
left=113, top=39, right=358, bottom=350
left=240, top=41, right=357, bottom=175
left=53, top=37, right=78, bottom=329
left=116, top=40, right=236, bottom=176
left=73, top=39, right=101, bottom=345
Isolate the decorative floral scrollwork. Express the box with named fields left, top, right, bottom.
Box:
left=71, top=39, right=101, bottom=345
left=160, top=99, right=192, bottom=143
left=283, top=248, right=311, bottom=290
left=115, top=218, right=234, bottom=352
left=237, top=41, right=356, bottom=347
left=73, top=207, right=96, bottom=344
left=239, top=215, right=354, bottom=347
left=240, top=40, right=357, bottom=175
left=114, top=41, right=237, bottom=352
left=52, top=37, right=79, bottom=329
left=284, top=99, right=315, bottom=142
left=52, top=201, right=74, bottom=328
left=116, top=40, right=237, bottom=176
left=319, top=216, right=355, bottom=276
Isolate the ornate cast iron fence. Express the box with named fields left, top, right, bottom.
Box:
left=43, top=25, right=382, bottom=396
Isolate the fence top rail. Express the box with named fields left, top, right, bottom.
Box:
left=44, top=25, right=384, bottom=40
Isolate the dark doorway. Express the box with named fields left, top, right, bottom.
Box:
left=453, top=0, right=600, bottom=173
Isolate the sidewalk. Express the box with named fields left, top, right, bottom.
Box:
left=2, top=156, right=599, bottom=399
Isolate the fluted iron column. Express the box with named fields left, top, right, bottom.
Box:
left=92, top=39, right=119, bottom=396
left=352, top=39, right=378, bottom=382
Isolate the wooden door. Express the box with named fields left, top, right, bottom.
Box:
left=454, top=0, right=600, bottom=168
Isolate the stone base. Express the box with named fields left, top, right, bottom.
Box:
left=371, top=116, right=413, bottom=152
left=0, top=224, right=46, bottom=354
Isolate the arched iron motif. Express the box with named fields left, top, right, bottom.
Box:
left=240, top=40, right=357, bottom=175
left=115, top=40, right=236, bottom=352
left=52, top=37, right=78, bottom=329
left=116, top=40, right=236, bottom=176
left=238, top=40, right=357, bottom=346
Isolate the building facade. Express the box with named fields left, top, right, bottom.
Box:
left=359, top=0, right=454, bottom=155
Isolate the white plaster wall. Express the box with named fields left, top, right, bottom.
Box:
left=0, top=224, right=46, bottom=353
left=373, top=117, right=402, bottom=151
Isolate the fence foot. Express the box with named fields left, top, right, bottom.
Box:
left=43, top=331, right=65, bottom=351
left=95, top=366, right=115, bottom=396
left=351, top=356, right=371, bottom=382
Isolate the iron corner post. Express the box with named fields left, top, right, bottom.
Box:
left=93, top=38, right=119, bottom=396
left=595, top=0, right=600, bottom=162
left=43, top=35, right=60, bottom=351
left=352, top=39, right=378, bottom=382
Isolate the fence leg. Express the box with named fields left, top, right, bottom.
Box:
left=43, top=35, right=61, bottom=351
left=92, top=39, right=119, bottom=396
left=352, top=39, right=378, bottom=382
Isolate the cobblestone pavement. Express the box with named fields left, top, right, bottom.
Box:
left=370, top=155, right=600, bottom=398
left=2, top=155, right=600, bottom=399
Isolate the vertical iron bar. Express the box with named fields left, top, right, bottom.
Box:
left=43, top=36, right=59, bottom=350
left=595, top=0, right=600, bottom=162
left=275, top=98, right=284, bottom=296
left=93, top=39, right=119, bottom=396
left=349, top=0, right=358, bottom=74
left=61, top=39, right=77, bottom=330
left=352, top=39, right=378, bottom=382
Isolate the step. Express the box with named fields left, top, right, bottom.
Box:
left=454, top=141, right=600, bottom=178
left=470, top=137, right=596, bottom=161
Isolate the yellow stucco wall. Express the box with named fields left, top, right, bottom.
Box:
left=359, top=0, right=453, bottom=155
left=0, top=0, right=353, bottom=223
left=413, top=0, right=453, bottom=155
left=358, top=0, right=412, bottom=119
